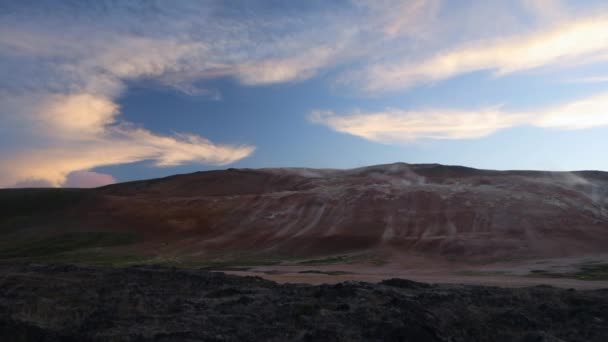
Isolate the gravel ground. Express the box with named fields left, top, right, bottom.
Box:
left=1, top=264, right=607, bottom=341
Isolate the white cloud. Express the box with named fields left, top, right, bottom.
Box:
left=1, top=0, right=445, bottom=187
left=520, top=0, right=567, bottom=23
left=566, top=75, right=608, bottom=84
left=2, top=0, right=608, bottom=187
left=361, top=15, right=608, bottom=92
left=310, top=108, right=526, bottom=142
left=311, top=92, right=608, bottom=143
left=0, top=3, right=269, bottom=187
left=531, top=93, right=608, bottom=129
left=0, top=117, right=255, bottom=187
left=0, top=85, right=255, bottom=187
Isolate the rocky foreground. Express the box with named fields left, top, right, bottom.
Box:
left=1, top=264, right=607, bottom=341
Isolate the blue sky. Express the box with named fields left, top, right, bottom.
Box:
left=2, top=0, right=608, bottom=187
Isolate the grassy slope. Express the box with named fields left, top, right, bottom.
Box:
left=1, top=189, right=607, bottom=280
left=0, top=188, right=144, bottom=266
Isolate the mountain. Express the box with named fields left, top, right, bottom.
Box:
left=2, top=162, right=606, bottom=268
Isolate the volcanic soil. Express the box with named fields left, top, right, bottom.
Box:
left=1, top=163, right=607, bottom=287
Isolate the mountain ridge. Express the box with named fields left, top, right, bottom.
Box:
left=1, top=162, right=607, bottom=268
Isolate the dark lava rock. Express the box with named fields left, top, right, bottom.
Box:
left=0, top=264, right=607, bottom=341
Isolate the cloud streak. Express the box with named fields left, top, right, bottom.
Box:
left=361, top=15, right=608, bottom=92
left=311, top=93, right=608, bottom=143
left=2, top=0, right=608, bottom=186
left=0, top=0, right=447, bottom=186
left=567, top=75, right=608, bottom=84
left=0, top=2, right=267, bottom=187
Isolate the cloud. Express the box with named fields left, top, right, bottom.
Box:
left=13, top=179, right=55, bottom=188
left=520, top=0, right=567, bottom=23
left=0, top=88, right=255, bottom=187
left=311, top=92, right=608, bottom=143
left=235, top=46, right=343, bottom=85
left=532, top=93, right=608, bottom=129
left=310, top=108, right=526, bottom=142
left=0, top=0, right=448, bottom=187
left=353, top=0, right=441, bottom=38
left=360, top=15, right=608, bottom=92
left=566, top=75, right=608, bottom=84
left=63, top=171, right=117, bottom=188
left=0, top=94, right=255, bottom=187
left=2, top=0, right=608, bottom=187
left=0, top=3, right=270, bottom=187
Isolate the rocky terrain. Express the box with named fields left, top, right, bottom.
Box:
left=1, top=163, right=608, bottom=286
left=90, top=163, right=608, bottom=260
left=1, top=165, right=608, bottom=340
left=3, top=162, right=607, bottom=264
left=1, top=263, right=607, bottom=342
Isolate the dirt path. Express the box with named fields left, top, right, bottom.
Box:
left=223, top=261, right=608, bottom=289
left=224, top=270, right=608, bottom=289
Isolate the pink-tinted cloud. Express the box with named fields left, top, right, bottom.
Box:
left=63, top=170, right=117, bottom=188
left=13, top=178, right=55, bottom=188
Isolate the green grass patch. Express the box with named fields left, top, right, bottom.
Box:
left=527, top=264, right=608, bottom=281
left=95, top=254, right=284, bottom=270
left=182, top=258, right=281, bottom=270
left=0, top=188, right=94, bottom=234
left=0, top=215, right=38, bottom=235
left=458, top=270, right=508, bottom=277
left=34, top=252, right=148, bottom=267
left=298, top=270, right=353, bottom=276
left=0, top=231, right=139, bottom=260
left=0, top=188, right=91, bottom=218
left=573, top=264, right=608, bottom=280
left=296, top=252, right=384, bottom=266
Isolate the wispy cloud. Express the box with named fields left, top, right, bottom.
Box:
left=0, top=86, right=255, bottom=187
left=0, top=2, right=267, bottom=187
left=566, top=75, right=608, bottom=84
left=2, top=0, right=608, bottom=186
left=0, top=0, right=446, bottom=186
left=311, top=92, right=608, bottom=143
left=520, top=0, right=567, bottom=23
left=360, top=15, right=608, bottom=92
left=310, top=108, right=523, bottom=142
left=0, top=121, right=255, bottom=187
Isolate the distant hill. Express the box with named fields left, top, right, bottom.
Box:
left=1, top=163, right=607, bottom=266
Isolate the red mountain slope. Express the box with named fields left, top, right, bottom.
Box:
left=88, top=163, right=608, bottom=259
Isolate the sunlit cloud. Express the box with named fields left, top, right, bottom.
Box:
left=566, top=75, right=608, bottom=84
left=310, top=108, right=525, bottom=142
left=531, top=93, right=608, bottom=129
left=0, top=87, right=255, bottom=187
left=0, top=3, right=270, bottom=187
left=361, top=15, right=608, bottom=92
left=520, top=0, right=567, bottom=23
left=0, top=120, right=255, bottom=187
left=12, top=179, right=55, bottom=189
left=63, top=171, right=117, bottom=188
left=2, top=0, right=608, bottom=186
left=311, top=92, right=608, bottom=143
left=0, top=0, right=445, bottom=187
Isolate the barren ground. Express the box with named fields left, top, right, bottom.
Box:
left=2, top=264, right=608, bottom=341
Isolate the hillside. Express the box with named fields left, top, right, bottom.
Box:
left=95, top=163, right=608, bottom=257
left=1, top=163, right=608, bottom=283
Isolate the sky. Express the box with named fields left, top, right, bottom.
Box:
left=2, top=0, right=608, bottom=188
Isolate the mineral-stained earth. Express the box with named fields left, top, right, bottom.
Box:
left=1, top=264, right=607, bottom=342
left=2, top=163, right=608, bottom=340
